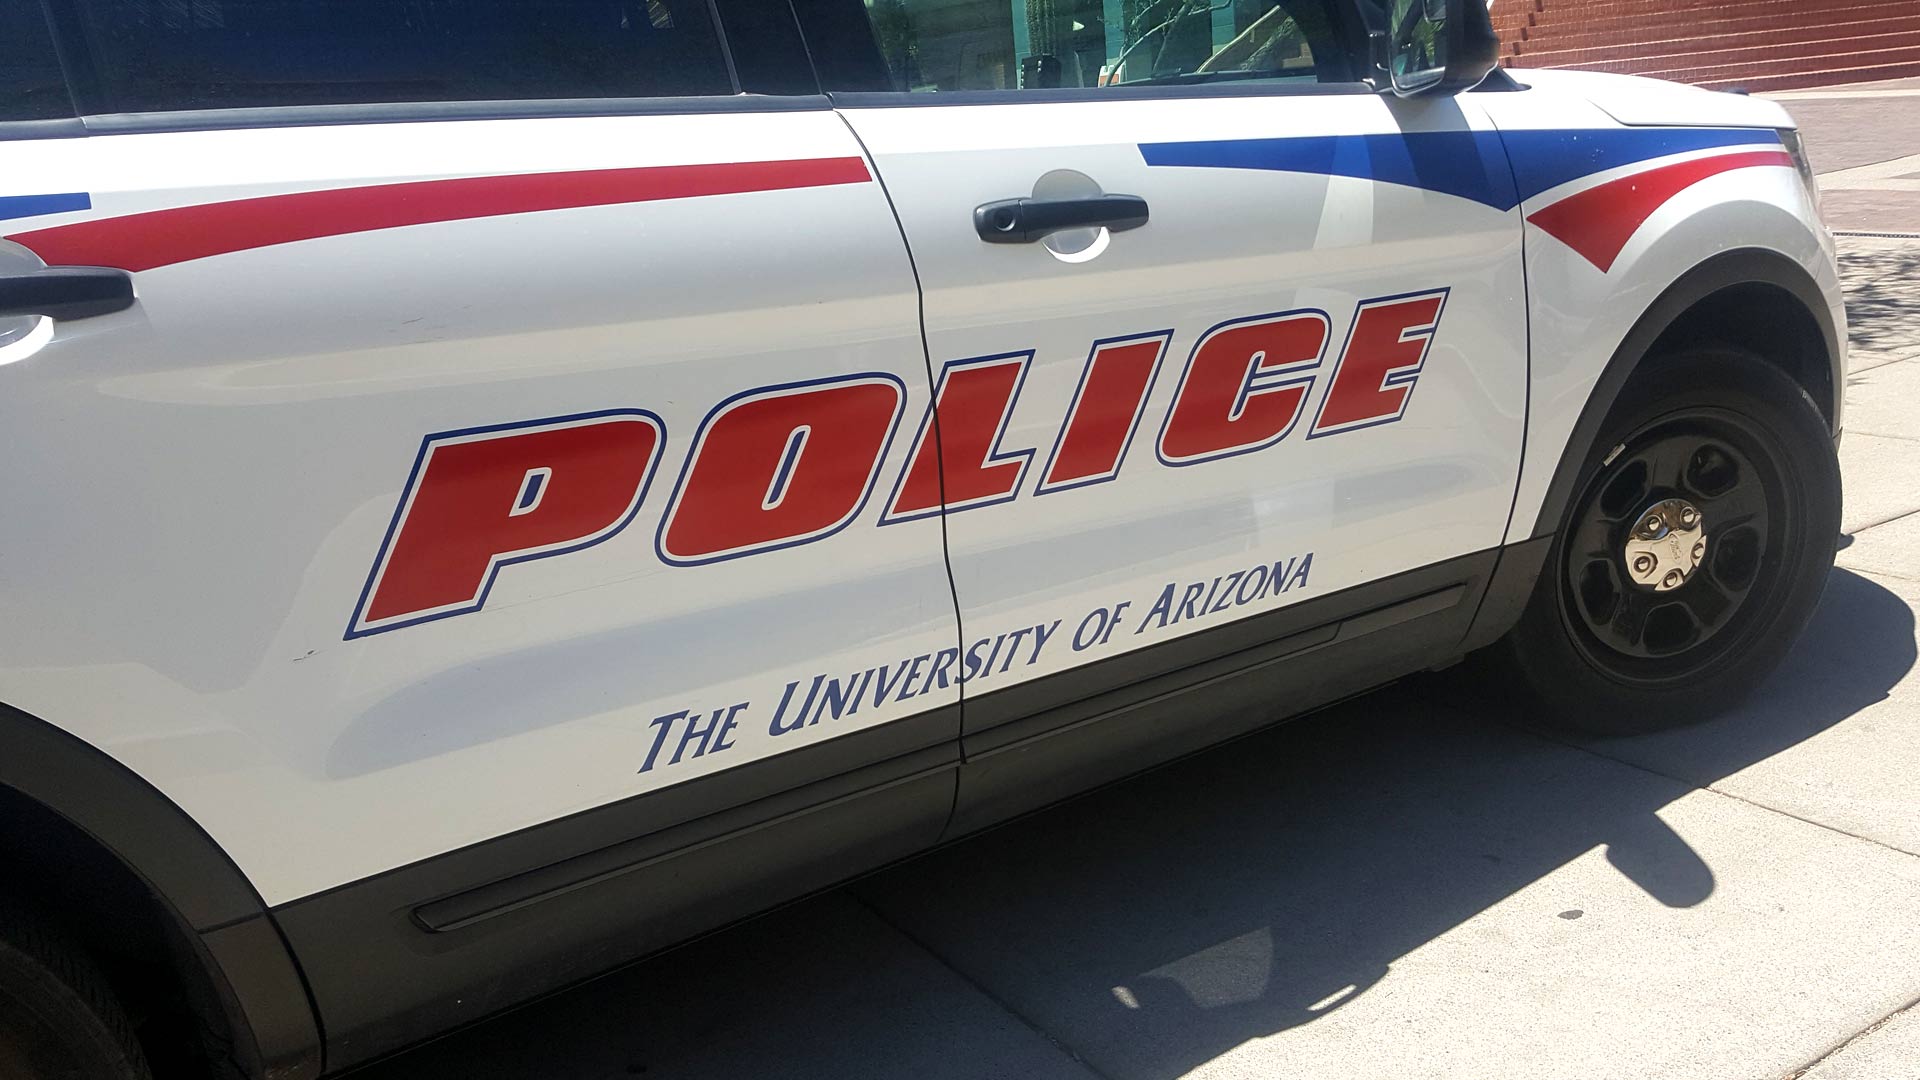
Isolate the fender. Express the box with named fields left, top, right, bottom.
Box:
left=1526, top=247, right=1841, bottom=540
left=0, top=703, right=321, bottom=1079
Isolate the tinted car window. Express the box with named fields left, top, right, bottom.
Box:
left=2, top=4, right=74, bottom=120
left=829, top=0, right=1349, bottom=92
left=57, top=0, right=734, bottom=114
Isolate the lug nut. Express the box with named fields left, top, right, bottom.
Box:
left=1663, top=569, right=1685, bottom=588
left=1642, top=514, right=1663, bottom=535
left=1680, top=507, right=1698, bottom=527
left=1692, top=540, right=1706, bottom=561
left=1633, top=554, right=1657, bottom=574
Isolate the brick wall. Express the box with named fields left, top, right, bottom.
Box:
left=1494, top=0, right=1920, bottom=92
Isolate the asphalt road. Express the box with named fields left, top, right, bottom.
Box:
left=349, top=91, right=1920, bottom=1080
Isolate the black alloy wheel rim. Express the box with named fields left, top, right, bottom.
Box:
left=1558, top=408, right=1786, bottom=683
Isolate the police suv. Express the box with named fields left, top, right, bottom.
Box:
left=0, top=0, right=1844, bottom=1074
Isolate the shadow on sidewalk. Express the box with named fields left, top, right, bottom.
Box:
left=351, top=569, right=1915, bottom=1080
left=1839, top=241, right=1920, bottom=357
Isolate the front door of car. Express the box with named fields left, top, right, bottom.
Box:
left=805, top=0, right=1529, bottom=751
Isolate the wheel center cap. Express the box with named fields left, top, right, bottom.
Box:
left=1624, top=498, right=1707, bottom=592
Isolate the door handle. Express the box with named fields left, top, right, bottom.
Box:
left=974, top=194, right=1149, bottom=243
left=0, top=267, right=136, bottom=321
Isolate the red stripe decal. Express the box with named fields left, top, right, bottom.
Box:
left=5, top=157, right=872, bottom=272
left=1525, top=149, right=1793, bottom=272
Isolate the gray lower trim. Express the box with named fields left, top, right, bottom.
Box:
left=198, top=918, right=323, bottom=1080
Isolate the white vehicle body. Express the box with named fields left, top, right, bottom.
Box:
left=0, top=0, right=1844, bottom=1074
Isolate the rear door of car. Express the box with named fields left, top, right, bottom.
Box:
left=796, top=0, right=1530, bottom=819
left=0, top=0, right=959, bottom=1063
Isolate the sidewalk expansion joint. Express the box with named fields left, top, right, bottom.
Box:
left=1839, top=564, right=1920, bottom=584
left=1527, top=729, right=1920, bottom=862
left=848, top=892, right=1119, bottom=1080
left=1846, top=359, right=1920, bottom=376
left=1851, top=505, right=1920, bottom=533
left=1783, top=993, right=1920, bottom=1079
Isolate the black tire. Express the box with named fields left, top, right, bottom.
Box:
left=1501, top=346, right=1841, bottom=735
left=0, top=900, right=150, bottom=1080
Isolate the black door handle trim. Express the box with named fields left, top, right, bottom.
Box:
left=974, top=194, right=1150, bottom=243
left=0, top=267, right=136, bottom=321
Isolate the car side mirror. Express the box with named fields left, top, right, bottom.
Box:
left=1381, top=0, right=1500, bottom=96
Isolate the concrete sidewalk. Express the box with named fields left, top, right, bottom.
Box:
left=355, top=92, right=1920, bottom=1080
left=1775, top=80, right=1920, bottom=234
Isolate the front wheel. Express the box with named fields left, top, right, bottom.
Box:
left=1502, top=347, right=1840, bottom=735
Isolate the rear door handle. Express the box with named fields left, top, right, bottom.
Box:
left=974, top=194, right=1150, bottom=243
left=0, top=267, right=136, bottom=320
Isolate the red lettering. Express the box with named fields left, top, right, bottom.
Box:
left=886, top=355, right=1034, bottom=520
left=1310, top=290, right=1447, bottom=436
left=660, top=375, right=904, bottom=563
left=351, top=411, right=663, bottom=636
left=1038, top=332, right=1170, bottom=493
left=1157, top=310, right=1328, bottom=465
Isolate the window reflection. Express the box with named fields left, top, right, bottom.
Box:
left=864, top=0, right=1335, bottom=91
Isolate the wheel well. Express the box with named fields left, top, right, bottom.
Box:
left=0, top=785, right=241, bottom=1078
left=1526, top=249, right=1840, bottom=541
left=1645, top=281, right=1836, bottom=427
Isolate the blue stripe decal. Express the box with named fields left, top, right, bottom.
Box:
left=1139, top=127, right=1783, bottom=211
left=1141, top=131, right=1520, bottom=210
left=1500, top=127, right=1782, bottom=204
left=0, top=191, right=91, bottom=223
left=516, top=470, right=545, bottom=511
